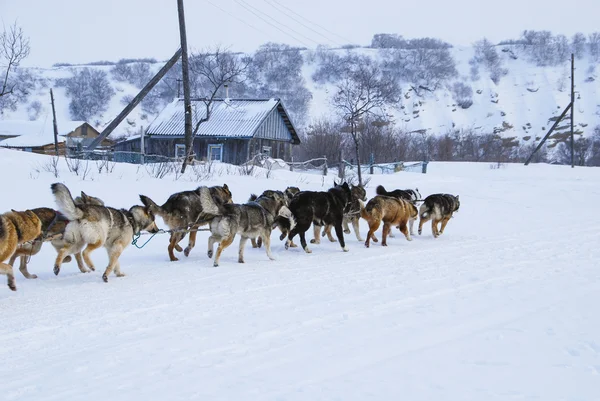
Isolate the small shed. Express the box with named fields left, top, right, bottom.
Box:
left=114, top=98, right=301, bottom=164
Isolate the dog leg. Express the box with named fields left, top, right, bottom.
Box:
left=53, top=246, right=73, bottom=276
left=439, top=217, right=450, bottom=235
left=431, top=219, right=440, bottom=238
left=207, top=235, right=218, bottom=258
left=0, top=262, right=17, bottom=291
left=382, top=223, right=391, bottom=246
left=325, top=225, right=337, bottom=242
left=365, top=219, right=380, bottom=248
left=299, top=230, right=311, bottom=254
left=113, top=261, right=125, bottom=277
left=74, top=252, right=89, bottom=273
left=214, top=234, right=235, bottom=267
left=399, top=222, right=412, bottom=241
left=310, top=224, right=321, bottom=244
left=342, top=218, right=351, bottom=234
left=418, top=216, right=429, bottom=236
left=102, top=245, right=125, bottom=282
left=333, top=223, right=348, bottom=252
left=238, top=236, right=249, bottom=263
left=351, top=217, right=363, bottom=242
left=168, top=232, right=184, bottom=261
left=18, top=255, right=38, bottom=279
left=409, top=218, right=416, bottom=236
left=263, top=231, right=275, bottom=261
left=184, top=228, right=198, bottom=257
left=82, top=241, right=103, bottom=272
left=251, top=238, right=259, bottom=248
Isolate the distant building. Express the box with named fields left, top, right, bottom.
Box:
left=0, top=120, right=112, bottom=155
left=114, top=98, right=301, bottom=164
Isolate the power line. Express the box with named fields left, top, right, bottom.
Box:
left=233, top=0, right=319, bottom=47
left=268, top=0, right=355, bottom=45
left=204, top=0, right=271, bottom=38
left=262, top=0, right=342, bottom=47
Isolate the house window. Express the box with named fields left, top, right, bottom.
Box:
left=262, top=146, right=271, bottom=157
left=208, top=144, right=223, bottom=162
left=175, top=144, right=186, bottom=158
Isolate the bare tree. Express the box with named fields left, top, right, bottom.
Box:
left=0, top=22, right=30, bottom=101
left=331, top=56, right=398, bottom=185
left=180, top=46, right=249, bottom=173
left=571, top=33, right=587, bottom=59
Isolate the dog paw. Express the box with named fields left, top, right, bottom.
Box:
left=304, top=248, right=312, bottom=254
left=343, top=229, right=351, bottom=234
left=238, top=259, right=245, bottom=263
left=357, top=237, right=364, bottom=242
left=213, top=262, right=219, bottom=267
left=88, top=265, right=95, bottom=272
left=279, top=233, right=286, bottom=241
left=285, top=241, right=290, bottom=250
left=116, top=273, right=126, bottom=277
left=310, top=239, right=320, bottom=244
left=102, top=274, right=108, bottom=283
left=372, top=237, right=379, bottom=243
left=170, top=257, right=179, bottom=262
left=207, top=250, right=213, bottom=258
left=184, top=247, right=192, bottom=257
left=53, top=265, right=60, bottom=276
left=406, top=237, right=413, bottom=241
left=382, top=243, right=388, bottom=247
left=418, top=230, right=422, bottom=235
left=290, top=242, right=298, bottom=248
left=269, top=256, right=276, bottom=261
left=7, top=279, right=16, bottom=291
left=174, top=244, right=183, bottom=252
left=342, top=246, right=349, bottom=252
left=63, top=256, right=72, bottom=263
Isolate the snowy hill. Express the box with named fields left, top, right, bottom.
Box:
left=0, top=149, right=599, bottom=400
left=2, top=45, right=600, bottom=147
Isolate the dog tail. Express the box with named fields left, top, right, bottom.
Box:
left=273, top=206, right=296, bottom=238
left=198, top=186, right=222, bottom=216
left=359, top=199, right=370, bottom=221
left=139, top=195, right=163, bottom=216
left=419, top=203, right=430, bottom=219
left=375, top=185, right=387, bottom=196
left=248, top=193, right=258, bottom=202
left=51, top=183, right=84, bottom=220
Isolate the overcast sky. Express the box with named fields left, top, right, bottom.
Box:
left=1, top=0, right=598, bottom=67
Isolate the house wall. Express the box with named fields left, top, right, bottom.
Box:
left=254, top=109, right=293, bottom=142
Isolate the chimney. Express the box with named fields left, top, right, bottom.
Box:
left=224, top=83, right=229, bottom=99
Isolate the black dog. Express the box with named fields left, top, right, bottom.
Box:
left=277, top=182, right=352, bottom=254
left=375, top=185, right=421, bottom=203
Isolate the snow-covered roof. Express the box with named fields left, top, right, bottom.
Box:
left=0, top=119, right=85, bottom=147
left=146, top=98, right=300, bottom=144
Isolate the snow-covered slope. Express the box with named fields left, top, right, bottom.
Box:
left=1, top=149, right=599, bottom=400
left=2, top=45, right=600, bottom=145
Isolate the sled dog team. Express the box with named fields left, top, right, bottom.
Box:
left=0, top=182, right=460, bottom=291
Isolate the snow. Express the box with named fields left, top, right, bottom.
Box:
left=0, top=148, right=599, bottom=400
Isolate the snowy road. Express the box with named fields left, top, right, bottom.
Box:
left=1, top=152, right=599, bottom=400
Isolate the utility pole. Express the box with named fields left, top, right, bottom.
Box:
left=177, top=0, right=193, bottom=174
left=570, top=53, right=575, bottom=168
left=176, top=78, right=182, bottom=98
left=50, top=89, right=59, bottom=156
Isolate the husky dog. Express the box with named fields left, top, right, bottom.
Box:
left=10, top=192, right=105, bottom=279
left=418, top=194, right=460, bottom=238
left=0, top=210, right=42, bottom=290
left=318, top=183, right=367, bottom=243
left=51, top=183, right=159, bottom=282
left=249, top=186, right=300, bottom=248
left=375, top=185, right=422, bottom=203
left=359, top=196, right=418, bottom=247
left=140, top=184, right=233, bottom=261
left=375, top=185, right=422, bottom=236
left=277, top=182, right=352, bottom=254
left=204, top=190, right=295, bottom=267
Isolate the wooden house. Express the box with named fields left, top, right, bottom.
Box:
left=114, top=98, right=301, bottom=164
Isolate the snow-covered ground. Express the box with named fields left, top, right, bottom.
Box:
left=1, top=149, right=599, bottom=400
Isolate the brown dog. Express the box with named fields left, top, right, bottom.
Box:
left=0, top=210, right=42, bottom=291
left=359, top=196, right=418, bottom=247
